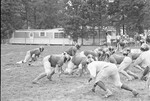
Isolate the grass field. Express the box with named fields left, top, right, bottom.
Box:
left=1, top=44, right=150, bottom=101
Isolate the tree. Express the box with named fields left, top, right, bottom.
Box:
left=107, top=0, right=148, bottom=35
left=1, top=0, right=63, bottom=40
left=142, top=0, right=150, bottom=30
left=1, top=0, right=25, bottom=39
left=62, top=0, right=86, bottom=43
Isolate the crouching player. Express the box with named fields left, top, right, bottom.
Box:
left=118, top=49, right=138, bottom=81
left=65, top=44, right=81, bottom=56
left=132, top=43, right=150, bottom=81
left=63, top=53, right=94, bottom=77
left=32, top=52, right=71, bottom=84
left=16, top=46, right=44, bottom=65
left=87, top=61, right=139, bottom=98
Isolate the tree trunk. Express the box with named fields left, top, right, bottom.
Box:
left=25, top=5, right=29, bottom=29
left=92, top=35, right=95, bottom=45
left=98, top=26, right=101, bottom=45
left=33, top=7, right=36, bottom=29
left=116, top=24, right=120, bottom=35
left=81, top=37, right=84, bottom=45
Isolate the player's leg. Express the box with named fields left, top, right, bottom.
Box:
left=126, top=70, right=138, bottom=79
left=94, top=68, right=113, bottom=97
left=23, top=51, right=31, bottom=63
left=16, top=51, right=31, bottom=64
left=32, top=55, right=53, bottom=84
left=147, top=74, right=150, bottom=96
left=124, top=60, right=138, bottom=80
left=64, top=60, right=75, bottom=74
left=112, top=67, right=139, bottom=97
left=43, top=58, right=55, bottom=81
left=32, top=56, right=50, bottom=83
left=32, top=72, right=47, bottom=84
left=121, top=84, right=139, bottom=97
left=118, top=58, right=133, bottom=80
left=76, top=63, right=83, bottom=77
left=28, top=54, right=37, bottom=65
left=141, top=66, right=149, bottom=80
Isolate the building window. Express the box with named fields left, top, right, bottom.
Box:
left=39, top=32, right=46, bottom=37
left=54, top=32, right=64, bottom=38
left=29, top=32, right=34, bottom=38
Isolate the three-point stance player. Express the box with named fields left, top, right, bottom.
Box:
left=32, top=52, right=70, bottom=84
left=16, top=46, right=44, bottom=65
left=118, top=49, right=138, bottom=81
left=65, top=44, right=81, bottom=56
left=87, top=61, right=139, bottom=98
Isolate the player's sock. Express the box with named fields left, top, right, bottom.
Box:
left=121, top=84, right=138, bottom=97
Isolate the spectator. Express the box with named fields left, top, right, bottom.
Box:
left=116, top=34, right=121, bottom=51
left=106, top=32, right=112, bottom=47
left=146, top=34, right=150, bottom=43
left=136, top=33, right=142, bottom=46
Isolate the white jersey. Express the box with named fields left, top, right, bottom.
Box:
left=87, top=61, right=113, bottom=78
left=134, top=50, right=150, bottom=68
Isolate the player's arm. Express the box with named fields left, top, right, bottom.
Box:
left=31, top=54, right=36, bottom=61
left=132, top=55, right=143, bottom=69
left=87, top=66, right=96, bottom=82
left=56, top=60, right=64, bottom=76
left=134, top=65, right=144, bottom=71
left=71, top=48, right=76, bottom=56
left=141, top=66, right=150, bottom=79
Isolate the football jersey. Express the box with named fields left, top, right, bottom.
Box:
left=48, top=55, right=64, bottom=67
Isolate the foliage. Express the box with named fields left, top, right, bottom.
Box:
left=107, top=0, right=150, bottom=34
left=1, top=0, right=150, bottom=40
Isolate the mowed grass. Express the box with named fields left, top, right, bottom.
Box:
left=1, top=44, right=150, bottom=101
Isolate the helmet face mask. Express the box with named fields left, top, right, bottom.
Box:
left=140, top=47, right=149, bottom=51
left=76, top=44, right=81, bottom=49
left=87, top=54, right=95, bottom=62
left=127, top=49, right=130, bottom=52
left=39, top=46, right=44, bottom=52
left=123, top=50, right=128, bottom=56
left=123, top=53, right=128, bottom=56
left=63, top=53, right=71, bottom=63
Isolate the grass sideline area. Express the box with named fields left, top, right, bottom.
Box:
left=1, top=44, right=149, bottom=101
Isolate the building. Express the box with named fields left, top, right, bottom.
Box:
left=9, top=26, right=118, bottom=45
left=9, top=28, right=72, bottom=45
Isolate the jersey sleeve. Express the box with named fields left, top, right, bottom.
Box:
left=79, top=59, right=88, bottom=69
left=72, top=47, right=77, bottom=56
left=87, top=64, right=96, bottom=78
left=133, top=54, right=143, bottom=66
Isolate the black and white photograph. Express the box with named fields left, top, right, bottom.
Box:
left=1, top=0, right=150, bottom=101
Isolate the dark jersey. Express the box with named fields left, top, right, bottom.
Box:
left=84, top=50, right=97, bottom=57
left=65, top=46, right=77, bottom=56
left=30, top=48, right=41, bottom=57
left=110, top=54, right=125, bottom=64
left=48, top=55, right=64, bottom=67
